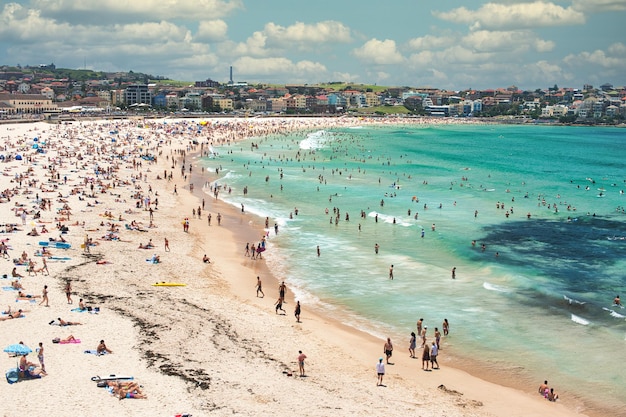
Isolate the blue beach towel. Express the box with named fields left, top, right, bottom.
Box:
left=84, top=350, right=108, bottom=356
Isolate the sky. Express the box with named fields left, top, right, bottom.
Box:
left=1, top=0, right=625, bottom=91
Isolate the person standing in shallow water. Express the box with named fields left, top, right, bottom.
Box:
left=389, top=264, right=394, bottom=280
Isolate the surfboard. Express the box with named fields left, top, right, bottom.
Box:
left=39, top=241, right=71, bottom=249
left=152, top=282, right=186, bottom=287
left=91, top=375, right=134, bottom=382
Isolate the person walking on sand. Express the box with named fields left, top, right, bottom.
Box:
left=64, top=281, right=72, bottom=304
left=376, top=357, right=385, bottom=386
left=41, top=258, right=49, bottom=276
left=255, top=276, right=264, bottom=298
left=164, top=238, right=170, bottom=252
left=384, top=337, right=393, bottom=364
left=297, top=350, right=307, bottom=377
left=275, top=297, right=285, bottom=314
left=294, top=300, right=301, bottom=322
left=279, top=281, right=286, bottom=303
left=36, top=342, right=46, bottom=373
left=39, top=285, right=49, bottom=307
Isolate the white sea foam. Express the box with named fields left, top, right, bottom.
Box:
left=564, top=295, right=587, bottom=305
left=299, top=130, right=332, bottom=150
left=483, top=282, right=509, bottom=293
left=571, top=314, right=590, bottom=325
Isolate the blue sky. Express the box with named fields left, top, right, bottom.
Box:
left=1, top=0, right=625, bottom=90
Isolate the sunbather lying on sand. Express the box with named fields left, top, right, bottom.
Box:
left=17, top=291, right=40, bottom=299
left=0, top=309, right=24, bottom=320
left=108, top=381, right=146, bottom=400
left=57, top=317, right=82, bottom=326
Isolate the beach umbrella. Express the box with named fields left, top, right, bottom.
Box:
left=15, top=154, right=22, bottom=160
left=4, top=343, right=32, bottom=356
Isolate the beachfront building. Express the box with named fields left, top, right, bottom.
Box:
left=164, top=93, right=179, bottom=110
left=266, top=98, right=287, bottom=113
left=0, top=93, right=58, bottom=115
left=180, top=92, right=203, bottom=110
left=245, top=99, right=267, bottom=113
left=327, top=93, right=348, bottom=111
left=125, top=84, right=151, bottom=106
left=214, top=98, right=234, bottom=111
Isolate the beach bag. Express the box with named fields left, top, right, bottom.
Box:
left=6, top=368, right=19, bottom=384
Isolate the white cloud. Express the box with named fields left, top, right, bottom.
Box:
left=225, top=20, right=351, bottom=57
left=32, top=0, right=243, bottom=22
left=221, top=32, right=269, bottom=57
left=263, top=21, right=352, bottom=48
left=407, top=34, right=456, bottom=50
left=462, top=30, right=555, bottom=53
left=196, top=20, right=228, bottom=41
left=375, top=71, right=390, bottom=81
left=352, top=39, right=404, bottom=65
left=434, top=2, right=585, bottom=30
left=331, top=72, right=360, bottom=83
left=563, top=45, right=626, bottom=68
left=232, top=57, right=326, bottom=77
left=608, top=42, right=626, bottom=55
left=572, top=0, right=626, bottom=12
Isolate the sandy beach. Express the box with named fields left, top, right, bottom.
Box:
left=0, top=117, right=590, bottom=417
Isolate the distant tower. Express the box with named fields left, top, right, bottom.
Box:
left=229, top=66, right=233, bottom=84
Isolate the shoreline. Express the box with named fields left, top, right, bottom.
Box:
left=0, top=118, right=598, bottom=416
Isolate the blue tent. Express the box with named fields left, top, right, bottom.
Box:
left=15, top=155, right=22, bottom=161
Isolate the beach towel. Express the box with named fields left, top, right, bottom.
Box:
left=84, top=350, right=107, bottom=355
left=71, top=307, right=99, bottom=314
left=2, top=287, right=18, bottom=291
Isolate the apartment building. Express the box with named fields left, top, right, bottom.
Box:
left=125, top=84, right=151, bottom=106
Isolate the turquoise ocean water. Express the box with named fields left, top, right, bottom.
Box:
left=204, top=123, right=626, bottom=410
